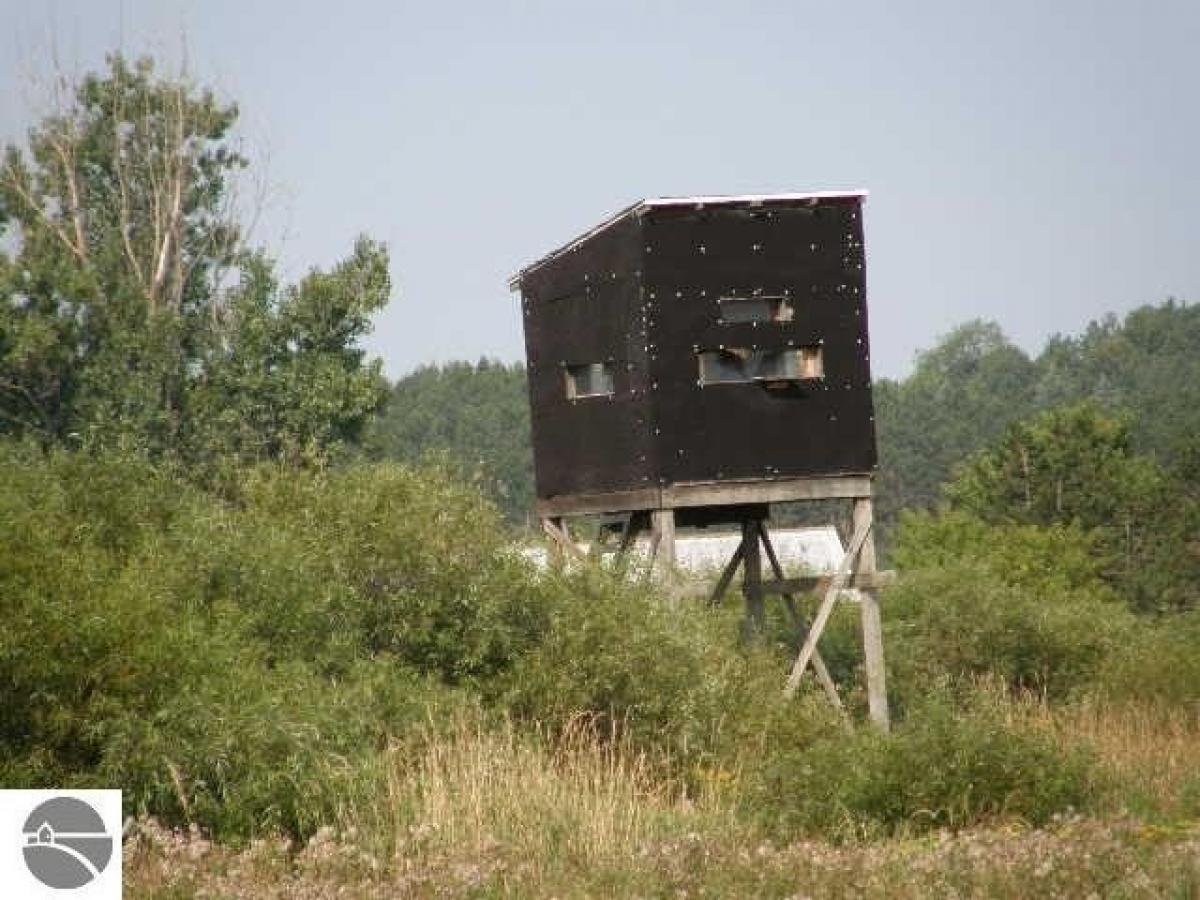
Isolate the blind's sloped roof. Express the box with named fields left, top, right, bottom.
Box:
left=509, top=190, right=868, bottom=290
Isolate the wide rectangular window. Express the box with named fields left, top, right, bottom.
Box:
left=718, top=295, right=794, bottom=324
left=564, top=362, right=615, bottom=398
left=697, top=346, right=823, bottom=385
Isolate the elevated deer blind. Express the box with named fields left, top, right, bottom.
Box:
left=510, top=191, right=890, bottom=729
left=510, top=191, right=875, bottom=509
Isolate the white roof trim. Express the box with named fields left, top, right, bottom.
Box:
left=509, top=190, right=868, bottom=290
left=643, top=189, right=868, bottom=207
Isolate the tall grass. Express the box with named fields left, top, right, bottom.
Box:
left=1053, top=700, right=1200, bottom=821
left=355, top=715, right=741, bottom=883
left=125, top=696, right=1200, bottom=898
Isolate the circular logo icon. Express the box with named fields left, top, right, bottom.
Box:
left=22, top=797, right=114, bottom=889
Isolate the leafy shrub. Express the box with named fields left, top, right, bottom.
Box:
left=102, top=658, right=464, bottom=838
left=892, top=509, right=1112, bottom=596
left=0, top=446, right=535, bottom=839
left=0, top=446, right=211, bottom=785
left=496, top=568, right=727, bottom=750
left=491, top=564, right=858, bottom=785
left=745, top=687, right=1095, bottom=838
left=885, top=560, right=1130, bottom=702
left=884, top=511, right=1131, bottom=701
left=192, top=461, right=550, bottom=682
left=1095, top=611, right=1200, bottom=706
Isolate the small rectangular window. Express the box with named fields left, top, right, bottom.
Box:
left=698, top=347, right=823, bottom=385
left=564, top=362, right=615, bottom=398
left=718, top=295, right=794, bottom=324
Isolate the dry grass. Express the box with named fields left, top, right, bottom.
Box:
left=952, top=678, right=1200, bottom=821
left=359, top=714, right=742, bottom=882
left=124, top=699, right=1200, bottom=898
left=125, top=815, right=1200, bottom=898
left=1054, top=699, right=1200, bottom=820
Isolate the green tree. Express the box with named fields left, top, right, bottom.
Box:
left=189, top=241, right=389, bottom=465
left=946, top=403, right=1195, bottom=611
left=874, top=320, right=1038, bottom=525
left=946, top=403, right=1161, bottom=529
left=0, top=55, right=386, bottom=465
left=365, top=359, right=534, bottom=523
left=1035, top=300, right=1200, bottom=468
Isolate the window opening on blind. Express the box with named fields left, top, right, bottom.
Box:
left=697, top=346, right=823, bottom=385
left=564, top=362, right=615, bottom=399
left=718, top=295, right=794, bottom=324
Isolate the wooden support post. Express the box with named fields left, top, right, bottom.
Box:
left=611, top=511, right=647, bottom=573
left=741, top=517, right=765, bottom=636
left=758, top=522, right=845, bottom=714
left=650, top=508, right=676, bottom=572
left=590, top=521, right=613, bottom=559
left=853, top=497, right=890, bottom=731
left=756, top=522, right=799, bottom=623
left=650, top=508, right=679, bottom=605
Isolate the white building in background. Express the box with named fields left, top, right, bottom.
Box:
left=521, top=525, right=847, bottom=577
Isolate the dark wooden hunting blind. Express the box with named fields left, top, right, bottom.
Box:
left=511, top=191, right=877, bottom=516
left=513, top=191, right=890, bottom=729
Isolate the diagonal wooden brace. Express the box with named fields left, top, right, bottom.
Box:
left=783, top=514, right=873, bottom=698
left=707, top=535, right=746, bottom=607
left=758, top=522, right=845, bottom=713
left=616, top=511, right=646, bottom=557
left=541, top=517, right=586, bottom=562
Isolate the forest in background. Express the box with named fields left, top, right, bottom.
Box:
left=370, top=304, right=1200, bottom=526
left=370, top=303, right=1200, bottom=611
left=3, top=56, right=1200, bottom=897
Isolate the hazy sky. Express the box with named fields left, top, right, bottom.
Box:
left=2, top=1, right=1197, bottom=380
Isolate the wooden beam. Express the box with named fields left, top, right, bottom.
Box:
left=853, top=497, right=890, bottom=731
left=755, top=522, right=805, bottom=628
left=663, top=474, right=873, bottom=509
left=533, top=473, right=873, bottom=518
left=707, top=538, right=745, bottom=607
left=540, top=517, right=585, bottom=562
left=536, top=486, right=663, bottom=518
left=741, top=518, right=764, bottom=633
left=758, top=521, right=844, bottom=714
left=651, top=508, right=680, bottom=603
left=644, top=527, right=661, bottom=570
left=616, top=511, right=646, bottom=558
left=651, top=509, right=676, bottom=571
left=783, top=514, right=872, bottom=698
left=759, top=572, right=897, bottom=594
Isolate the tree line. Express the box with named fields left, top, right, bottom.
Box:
left=369, top=304, right=1199, bottom=610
